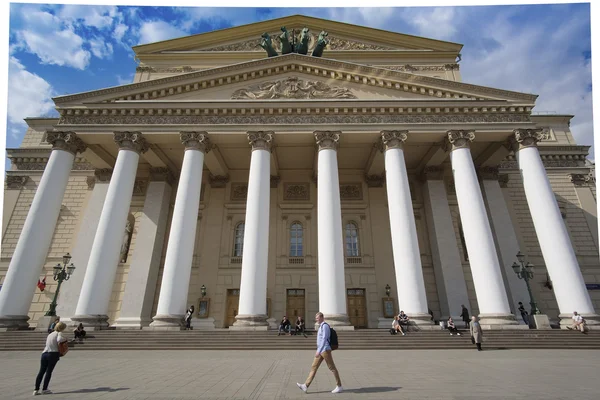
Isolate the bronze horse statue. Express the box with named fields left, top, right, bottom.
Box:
left=311, top=31, right=328, bottom=57
left=279, top=27, right=293, bottom=55
left=295, top=28, right=310, bottom=55
left=260, top=33, right=278, bottom=57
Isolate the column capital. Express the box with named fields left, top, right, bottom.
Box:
left=180, top=131, right=211, bottom=152
left=247, top=131, right=274, bottom=152
left=114, top=132, right=149, bottom=154
left=380, top=130, right=408, bottom=151
left=314, top=131, right=341, bottom=151
left=508, top=128, right=548, bottom=151
left=45, top=131, right=87, bottom=155
left=149, top=167, right=175, bottom=185
left=477, top=166, right=499, bottom=181
left=445, top=130, right=475, bottom=152
left=420, top=166, right=445, bottom=181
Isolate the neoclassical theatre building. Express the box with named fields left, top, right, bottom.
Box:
left=1, top=15, right=599, bottom=331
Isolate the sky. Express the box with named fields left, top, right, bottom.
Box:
left=4, top=2, right=594, bottom=164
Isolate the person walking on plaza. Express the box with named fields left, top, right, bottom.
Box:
left=461, top=305, right=470, bottom=329
left=184, top=305, right=194, bottom=330
left=297, top=312, right=343, bottom=394
left=34, top=321, right=68, bottom=395
left=470, top=316, right=483, bottom=351
left=518, top=302, right=530, bottom=326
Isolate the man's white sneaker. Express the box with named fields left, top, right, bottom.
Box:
left=457, top=332, right=462, bottom=336
left=450, top=333, right=453, bottom=336
left=296, top=383, right=308, bottom=393
left=332, top=386, right=343, bottom=393
left=32, top=390, right=40, bottom=396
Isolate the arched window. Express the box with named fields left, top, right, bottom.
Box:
left=345, top=222, right=360, bottom=257
left=233, top=222, right=245, bottom=257
left=290, top=222, right=304, bottom=257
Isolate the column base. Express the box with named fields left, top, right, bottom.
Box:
left=531, top=314, right=552, bottom=329
left=0, top=315, right=30, bottom=331
left=478, top=313, right=526, bottom=330
left=35, top=316, right=60, bottom=332
left=147, top=314, right=184, bottom=330
left=71, top=315, right=110, bottom=331
left=190, top=317, right=215, bottom=330
left=266, top=318, right=278, bottom=330
left=559, top=313, right=600, bottom=330
left=230, top=314, right=269, bottom=330
left=112, top=317, right=152, bottom=330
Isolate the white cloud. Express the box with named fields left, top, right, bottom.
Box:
left=7, top=57, right=56, bottom=125
left=59, top=5, right=120, bottom=30
left=112, top=23, right=129, bottom=42
left=138, top=20, right=188, bottom=45
left=14, top=10, right=91, bottom=69
left=116, top=74, right=134, bottom=86
left=403, top=7, right=459, bottom=41
left=89, top=37, right=114, bottom=58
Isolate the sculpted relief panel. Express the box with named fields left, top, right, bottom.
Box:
left=231, top=77, right=357, bottom=99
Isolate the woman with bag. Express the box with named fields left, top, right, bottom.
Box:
left=33, top=321, right=68, bottom=395
left=184, top=305, right=194, bottom=330
left=469, top=316, right=483, bottom=351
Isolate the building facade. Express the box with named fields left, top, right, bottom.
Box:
left=1, top=15, right=599, bottom=330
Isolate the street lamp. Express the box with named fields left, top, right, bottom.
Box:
left=44, top=253, right=75, bottom=317
left=511, top=251, right=541, bottom=315
left=385, top=284, right=391, bottom=298
left=201, top=285, right=207, bottom=298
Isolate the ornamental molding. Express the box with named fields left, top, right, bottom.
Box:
left=231, top=183, right=248, bottom=201
left=380, top=63, right=459, bottom=72
left=247, top=131, right=274, bottom=151
left=13, top=161, right=93, bottom=171
left=477, top=166, right=499, bottom=181
left=54, top=55, right=536, bottom=105
left=270, top=175, right=281, bottom=188
left=209, top=174, right=229, bottom=188
left=132, top=179, right=148, bottom=196
left=45, top=131, right=87, bottom=155
left=508, top=128, right=548, bottom=152
left=114, top=131, right=149, bottom=154
left=498, top=153, right=588, bottom=169
left=149, top=167, right=175, bottom=185
left=284, top=183, right=310, bottom=200
left=136, top=65, right=196, bottom=73
left=340, top=183, right=363, bottom=200
left=59, top=113, right=530, bottom=126
left=5, top=175, right=28, bottom=189
left=231, top=76, right=357, bottom=100
left=380, top=130, right=408, bottom=151
left=88, top=168, right=113, bottom=188
left=498, top=174, right=509, bottom=188
left=445, top=130, right=475, bottom=151
left=365, top=174, right=385, bottom=187
left=180, top=131, right=211, bottom=152
left=569, top=173, right=593, bottom=186
left=315, top=130, right=341, bottom=151
left=420, top=166, right=445, bottom=181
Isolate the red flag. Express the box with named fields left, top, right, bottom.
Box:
left=37, top=277, right=46, bottom=292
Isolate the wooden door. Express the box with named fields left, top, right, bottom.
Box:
left=225, top=289, right=240, bottom=328
left=286, top=289, right=305, bottom=322
left=347, top=288, right=367, bottom=328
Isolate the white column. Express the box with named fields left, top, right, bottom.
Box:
left=0, top=132, right=86, bottom=330
left=150, top=132, right=210, bottom=329
left=233, top=131, right=273, bottom=329
left=315, top=131, right=351, bottom=327
left=55, top=169, right=112, bottom=325
left=421, top=166, right=471, bottom=321
left=381, top=131, right=431, bottom=324
left=479, top=168, right=529, bottom=323
left=513, top=129, right=599, bottom=327
left=447, top=130, right=517, bottom=328
left=114, top=168, right=174, bottom=329
left=73, top=132, right=149, bottom=329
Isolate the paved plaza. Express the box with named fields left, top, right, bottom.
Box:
left=1, top=349, right=599, bottom=400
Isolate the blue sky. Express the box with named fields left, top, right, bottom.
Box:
left=6, top=3, right=594, bottom=160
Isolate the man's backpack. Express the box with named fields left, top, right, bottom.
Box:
left=324, top=323, right=339, bottom=350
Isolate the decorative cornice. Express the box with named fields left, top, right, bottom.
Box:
left=498, top=174, right=509, bottom=188
left=380, top=130, right=408, bottom=151
left=149, top=167, right=175, bottom=185
left=498, top=153, right=588, bottom=169
left=54, top=55, right=537, bottom=105
left=247, top=131, right=274, bottom=151
left=315, top=131, right=341, bottom=151
left=209, top=174, right=229, bottom=188
left=270, top=175, right=281, bottom=188
left=45, top=131, right=87, bottom=155
left=569, top=173, right=593, bottom=186
left=114, top=131, right=149, bottom=154
left=365, top=174, right=385, bottom=187
left=5, top=175, right=28, bottom=189
left=445, top=130, right=475, bottom=151
left=477, top=166, right=499, bottom=181
left=509, top=128, right=548, bottom=152
left=180, top=131, right=211, bottom=152
left=12, top=161, right=93, bottom=171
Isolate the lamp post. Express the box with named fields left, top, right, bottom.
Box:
left=201, top=285, right=207, bottom=298
left=385, top=284, right=391, bottom=298
left=44, top=253, right=75, bottom=317
left=511, top=251, right=541, bottom=315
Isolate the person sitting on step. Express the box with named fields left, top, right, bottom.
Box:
left=72, top=323, right=86, bottom=342
left=390, top=315, right=405, bottom=336
left=398, top=311, right=409, bottom=333
left=447, top=317, right=461, bottom=336
left=278, top=316, right=291, bottom=336
left=295, top=316, right=306, bottom=336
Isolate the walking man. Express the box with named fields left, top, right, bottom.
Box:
left=297, top=312, right=343, bottom=394
left=517, top=302, right=530, bottom=326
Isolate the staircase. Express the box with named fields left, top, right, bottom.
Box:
left=1, top=329, right=599, bottom=351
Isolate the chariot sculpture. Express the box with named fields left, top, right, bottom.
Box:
left=260, top=27, right=329, bottom=58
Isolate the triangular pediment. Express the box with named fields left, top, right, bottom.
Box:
left=53, top=54, right=537, bottom=106
left=133, top=15, right=462, bottom=55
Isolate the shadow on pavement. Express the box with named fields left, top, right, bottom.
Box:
left=314, top=386, right=402, bottom=394
left=53, top=387, right=129, bottom=394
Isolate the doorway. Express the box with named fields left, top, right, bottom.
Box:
left=347, top=288, right=367, bottom=328
left=225, top=289, right=240, bottom=328
left=286, top=289, right=306, bottom=322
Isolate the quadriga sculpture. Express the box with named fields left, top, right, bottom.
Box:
left=279, top=27, right=293, bottom=55
left=311, top=31, right=328, bottom=57
left=260, top=33, right=278, bottom=57
left=295, top=28, right=310, bottom=55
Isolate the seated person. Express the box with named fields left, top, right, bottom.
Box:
left=391, top=315, right=405, bottom=336
left=73, top=323, right=86, bottom=341
left=447, top=317, right=461, bottom=336
left=278, top=316, right=291, bottom=336
left=295, top=316, right=305, bottom=335
left=568, top=311, right=586, bottom=333
left=398, top=311, right=409, bottom=331
left=48, top=317, right=60, bottom=334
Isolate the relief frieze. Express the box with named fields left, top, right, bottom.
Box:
left=284, top=183, right=310, bottom=200
left=231, top=77, right=357, bottom=99
left=340, top=183, right=363, bottom=200
left=231, top=183, right=248, bottom=201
